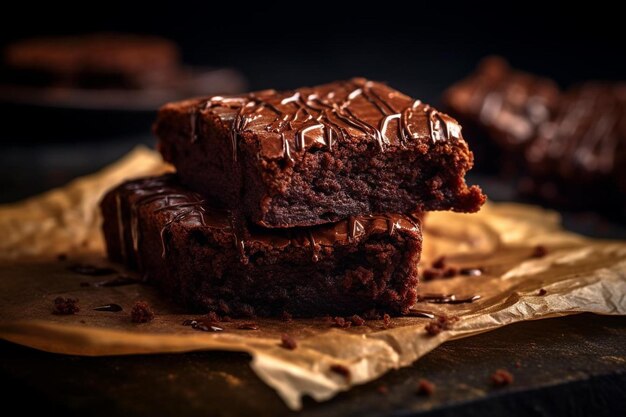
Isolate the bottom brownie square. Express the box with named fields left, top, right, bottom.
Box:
left=100, top=175, right=422, bottom=317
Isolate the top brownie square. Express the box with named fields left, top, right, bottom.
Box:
left=155, top=78, right=485, bottom=228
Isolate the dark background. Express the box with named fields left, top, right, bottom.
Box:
left=2, top=2, right=625, bottom=98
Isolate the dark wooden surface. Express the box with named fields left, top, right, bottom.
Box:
left=1, top=314, right=625, bottom=416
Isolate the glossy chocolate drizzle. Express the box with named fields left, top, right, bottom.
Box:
left=418, top=293, right=481, bottom=304
left=112, top=175, right=421, bottom=266
left=189, top=78, right=463, bottom=163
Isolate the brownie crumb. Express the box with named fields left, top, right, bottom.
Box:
left=382, top=313, right=392, bottom=328
left=330, top=364, right=351, bottom=381
left=538, top=288, right=547, bottom=296
left=443, top=266, right=458, bottom=278
left=377, top=385, right=389, bottom=395
left=333, top=316, right=352, bottom=328
left=514, top=361, right=522, bottom=369
left=68, top=264, right=116, bottom=276
left=432, top=256, right=446, bottom=269
left=130, top=301, right=154, bottom=323
left=281, top=311, right=293, bottom=322
left=425, top=315, right=458, bottom=336
left=80, top=282, right=90, bottom=287
left=531, top=245, right=548, bottom=258
left=491, top=369, right=514, bottom=387
left=57, top=253, right=68, bottom=261
left=237, top=322, right=259, bottom=330
left=422, top=268, right=444, bottom=281
left=280, top=334, right=297, bottom=350
left=425, top=321, right=443, bottom=336
left=417, top=379, right=436, bottom=396
left=53, top=297, right=79, bottom=315
left=350, top=314, right=366, bottom=327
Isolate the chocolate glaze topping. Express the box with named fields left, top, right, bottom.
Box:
left=189, top=78, right=464, bottom=163
left=112, top=175, right=421, bottom=264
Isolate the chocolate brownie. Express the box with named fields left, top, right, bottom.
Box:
left=3, top=33, right=180, bottom=89
left=444, top=56, right=560, bottom=149
left=100, top=175, right=423, bottom=317
left=523, top=82, right=626, bottom=211
left=443, top=57, right=560, bottom=171
left=155, top=78, right=485, bottom=228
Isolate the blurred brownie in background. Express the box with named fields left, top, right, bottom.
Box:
left=443, top=56, right=560, bottom=172
left=3, top=33, right=181, bottom=89
left=523, top=83, right=626, bottom=213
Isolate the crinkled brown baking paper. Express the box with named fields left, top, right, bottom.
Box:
left=1, top=147, right=625, bottom=410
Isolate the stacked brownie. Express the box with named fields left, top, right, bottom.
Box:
left=443, top=57, right=626, bottom=214
left=101, top=78, right=486, bottom=317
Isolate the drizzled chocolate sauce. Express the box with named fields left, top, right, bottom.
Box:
left=407, top=309, right=436, bottom=319
left=419, top=293, right=481, bottom=304
left=189, top=78, right=464, bottom=164
left=93, top=304, right=123, bottom=312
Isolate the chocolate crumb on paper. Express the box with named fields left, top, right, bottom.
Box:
left=422, top=268, right=444, bottom=281
left=531, top=245, right=548, bottom=258
left=130, top=301, right=154, bottom=323
left=538, top=288, right=547, bottom=296
left=432, top=256, right=446, bottom=269
left=52, top=297, right=79, bottom=315
left=333, top=316, right=351, bottom=328
left=417, top=379, right=436, bottom=396
left=491, top=369, right=514, bottom=387
left=280, top=334, right=297, bottom=350
left=350, top=314, right=366, bottom=326
left=425, top=316, right=458, bottom=336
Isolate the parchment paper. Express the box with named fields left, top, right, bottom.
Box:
left=1, top=147, right=625, bottom=410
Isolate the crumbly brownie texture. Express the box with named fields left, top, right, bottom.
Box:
left=100, top=175, right=423, bottom=317
left=443, top=57, right=560, bottom=152
left=3, top=33, right=180, bottom=89
left=523, top=83, right=626, bottom=210
left=155, top=78, right=485, bottom=228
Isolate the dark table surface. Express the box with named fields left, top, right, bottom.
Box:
left=2, top=315, right=625, bottom=417
left=1, top=136, right=625, bottom=417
